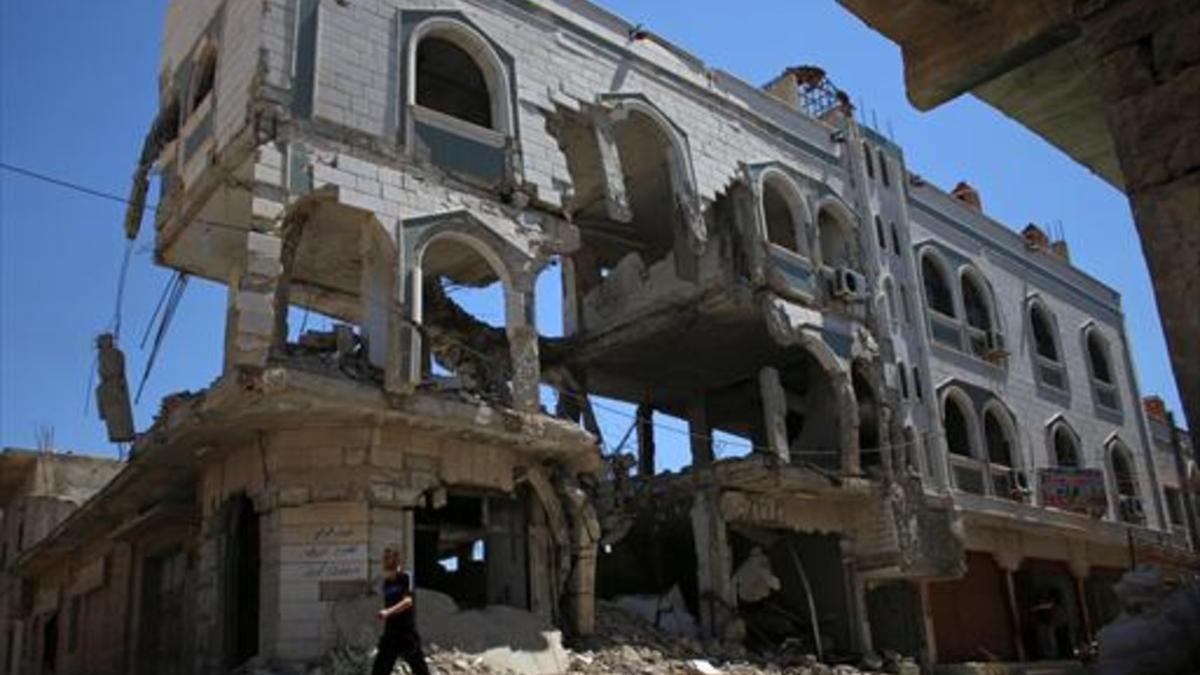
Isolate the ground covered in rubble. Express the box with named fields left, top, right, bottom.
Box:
left=416, top=601, right=900, bottom=675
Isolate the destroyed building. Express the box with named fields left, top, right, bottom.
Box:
left=1, top=0, right=1195, bottom=673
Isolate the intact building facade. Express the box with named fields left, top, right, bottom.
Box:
left=3, top=1, right=1193, bottom=673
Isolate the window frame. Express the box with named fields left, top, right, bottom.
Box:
left=1028, top=299, right=1069, bottom=393
left=1082, top=324, right=1121, bottom=414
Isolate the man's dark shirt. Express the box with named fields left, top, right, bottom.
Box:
left=382, top=572, right=416, bottom=635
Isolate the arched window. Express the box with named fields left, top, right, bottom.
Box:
left=962, top=273, right=992, bottom=333
left=961, top=270, right=996, bottom=358
left=984, top=409, right=1014, bottom=467
left=1052, top=423, right=1079, bottom=468
left=1110, top=443, right=1144, bottom=524
left=1112, top=446, right=1136, bottom=496
left=875, top=216, right=887, bottom=250
left=944, top=397, right=972, bottom=458
left=1085, top=327, right=1120, bottom=410
left=416, top=36, right=494, bottom=128
left=1086, top=329, right=1113, bottom=384
left=878, top=150, right=890, bottom=187
left=921, top=254, right=955, bottom=317
left=818, top=205, right=857, bottom=269
left=1030, top=304, right=1059, bottom=362
left=863, top=142, right=875, bottom=180
left=762, top=175, right=803, bottom=254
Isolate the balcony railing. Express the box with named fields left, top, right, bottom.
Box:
left=1036, top=355, right=1068, bottom=391
left=929, top=311, right=962, bottom=350
left=1093, top=379, right=1120, bottom=411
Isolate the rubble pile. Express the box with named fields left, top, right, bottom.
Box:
left=555, top=601, right=900, bottom=675
left=317, top=601, right=912, bottom=675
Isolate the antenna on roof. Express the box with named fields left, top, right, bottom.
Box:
left=886, top=119, right=895, bottom=143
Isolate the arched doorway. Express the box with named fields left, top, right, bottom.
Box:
left=224, top=494, right=260, bottom=669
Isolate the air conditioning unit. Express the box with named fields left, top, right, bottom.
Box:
left=829, top=267, right=869, bottom=302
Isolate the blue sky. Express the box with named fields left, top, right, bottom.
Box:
left=0, top=2, right=1183, bottom=467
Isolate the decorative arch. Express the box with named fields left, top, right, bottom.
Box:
left=757, top=167, right=811, bottom=257
left=919, top=248, right=956, bottom=317
left=1027, top=297, right=1062, bottom=363
left=940, top=387, right=979, bottom=460
left=1045, top=415, right=1081, bottom=468
left=601, top=94, right=705, bottom=250
left=402, top=211, right=540, bottom=410
left=981, top=400, right=1020, bottom=468
left=815, top=195, right=859, bottom=269
left=406, top=16, right=515, bottom=136
left=959, top=266, right=996, bottom=333
left=1106, top=436, right=1143, bottom=524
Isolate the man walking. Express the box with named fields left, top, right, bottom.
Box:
left=372, top=547, right=431, bottom=675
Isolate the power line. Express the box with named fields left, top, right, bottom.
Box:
left=2, top=161, right=936, bottom=460
left=0, top=161, right=251, bottom=234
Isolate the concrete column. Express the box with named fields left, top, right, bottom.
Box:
left=917, top=580, right=938, bottom=668
left=689, top=396, right=715, bottom=466
left=1083, top=0, right=1200, bottom=449
left=225, top=230, right=286, bottom=372
left=505, top=277, right=540, bottom=413
left=690, top=491, right=735, bottom=640
left=1068, top=558, right=1094, bottom=641
left=995, top=551, right=1026, bottom=662
left=759, top=367, right=790, bottom=462
left=636, top=403, right=656, bottom=476
left=836, top=373, right=862, bottom=475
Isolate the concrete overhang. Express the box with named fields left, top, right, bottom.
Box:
left=0, top=448, right=38, bottom=507
left=837, top=0, right=1123, bottom=187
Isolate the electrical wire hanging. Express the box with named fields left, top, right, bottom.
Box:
left=1, top=159, right=950, bottom=461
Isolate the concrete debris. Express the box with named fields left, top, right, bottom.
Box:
left=1095, top=567, right=1200, bottom=675
left=308, top=600, right=894, bottom=675
left=614, top=585, right=700, bottom=638
left=733, top=548, right=782, bottom=604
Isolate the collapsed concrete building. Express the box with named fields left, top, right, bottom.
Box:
left=1, top=0, right=1196, bottom=673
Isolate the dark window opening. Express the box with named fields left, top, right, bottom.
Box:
left=854, top=366, right=880, bottom=470
left=1112, top=450, right=1136, bottom=496
left=415, top=492, right=531, bottom=611
left=962, top=275, right=991, bottom=332
left=912, top=367, right=922, bottom=401
left=1031, top=307, right=1059, bottom=362
left=984, top=411, right=1013, bottom=467
left=875, top=216, right=887, bottom=250
left=922, top=256, right=955, bottom=317
left=41, top=613, right=58, bottom=674
left=67, top=596, right=81, bottom=654
left=898, top=362, right=909, bottom=399
left=763, top=181, right=799, bottom=253
left=416, top=37, right=493, bottom=129
left=190, top=50, right=217, bottom=112
left=1087, top=331, right=1113, bottom=384
left=224, top=495, right=260, bottom=669
left=1053, top=426, right=1079, bottom=468
left=818, top=209, right=857, bottom=269
left=944, top=399, right=972, bottom=457
left=890, top=223, right=901, bottom=255
left=878, top=150, right=890, bottom=187
left=862, top=142, right=875, bottom=180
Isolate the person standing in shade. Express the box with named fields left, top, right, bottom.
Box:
left=372, top=547, right=431, bottom=675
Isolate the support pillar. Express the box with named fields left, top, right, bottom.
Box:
left=1069, top=558, right=1094, bottom=642
left=505, top=277, right=540, bottom=413
left=1082, top=0, right=1200, bottom=450
left=690, top=491, right=736, bottom=641
left=689, top=396, right=715, bottom=466
left=226, top=230, right=286, bottom=372
left=636, top=403, right=656, bottom=476
left=759, top=366, right=790, bottom=462
left=917, top=580, right=938, bottom=668
left=995, top=551, right=1027, bottom=662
